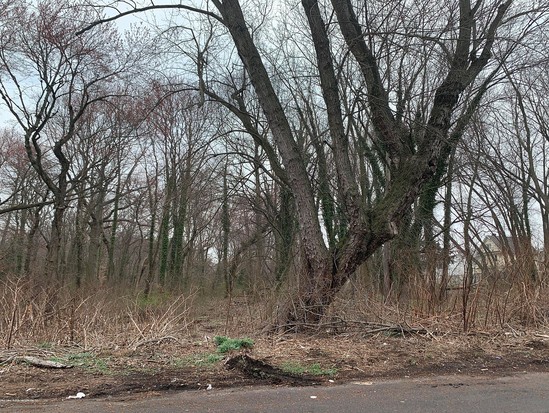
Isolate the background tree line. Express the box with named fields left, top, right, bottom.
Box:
left=0, top=0, right=548, bottom=331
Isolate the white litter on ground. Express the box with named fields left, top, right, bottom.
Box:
left=67, top=392, right=86, bottom=399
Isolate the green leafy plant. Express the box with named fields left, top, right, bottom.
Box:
left=214, top=336, right=254, bottom=353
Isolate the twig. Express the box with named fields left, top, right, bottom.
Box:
left=504, top=323, right=522, bottom=338
left=132, top=335, right=180, bottom=351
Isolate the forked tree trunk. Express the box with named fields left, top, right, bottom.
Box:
left=213, top=0, right=512, bottom=329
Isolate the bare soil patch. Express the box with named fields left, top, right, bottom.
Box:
left=2, top=329, right=549, bottom=402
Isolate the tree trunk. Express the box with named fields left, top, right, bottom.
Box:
left=222, top=161, right=231, bottom=297
left=107, top=174, right=121, bottom=281
left=24, top=204, right=42, bottom=276
left=45, top=200, right=65, bottom=281
left=213, top=0, right=512, bottom=328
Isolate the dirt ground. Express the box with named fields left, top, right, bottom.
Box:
left=2, top=328, right=549, bottom=402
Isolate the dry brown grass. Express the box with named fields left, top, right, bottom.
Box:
left=0, top=277, right=197, bottom=350
left=325, top=266, right=549, bottom=336
left=1, top=265, right=549, bottom=352
left=2, top=271, right=549, bottom=402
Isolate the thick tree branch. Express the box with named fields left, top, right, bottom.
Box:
left=330, top=0, right=403, bottom=165
left=213, top=0, right=330, bottom=273
left=301, top=0, right=361, bottom=222
left=0, top=200, right=53, bottom=215
left=76, top=3, right=222, bottom=35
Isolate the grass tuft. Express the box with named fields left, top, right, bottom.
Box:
left=214, top=336, right=254, bottom=353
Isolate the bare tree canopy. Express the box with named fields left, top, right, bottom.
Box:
left=0, top=0, right=548, bottom=333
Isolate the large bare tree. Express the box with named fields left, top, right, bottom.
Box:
left=80, top=0, right=547, bottom=328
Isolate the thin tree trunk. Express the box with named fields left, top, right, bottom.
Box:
left=222, top=161, right=231, bottom=297
left=440, top=149, right=456, bottom=301
left=24, top=204, right=42, bottom=276
left=45, top=202, right=65, bottom=281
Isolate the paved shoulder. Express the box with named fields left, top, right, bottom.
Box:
left=3, top=373, right=549, bottom=413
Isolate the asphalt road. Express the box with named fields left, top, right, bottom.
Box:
left=2, top=372, right=549, bottom=412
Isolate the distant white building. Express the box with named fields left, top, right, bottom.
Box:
left=472, top=234, right=544, bottom=279
left=473, top=235, right=516, bottom=275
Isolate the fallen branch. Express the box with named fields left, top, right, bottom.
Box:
left=17, top=356, right=72, bottom=369
left=132, top=335, right=180, bottom=351
left=270, top=319, right=437, bottom=337
left=360, top=324, right=432, bottom=337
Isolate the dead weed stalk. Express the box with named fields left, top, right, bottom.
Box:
left=0, top=276, right=197, bottom=350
